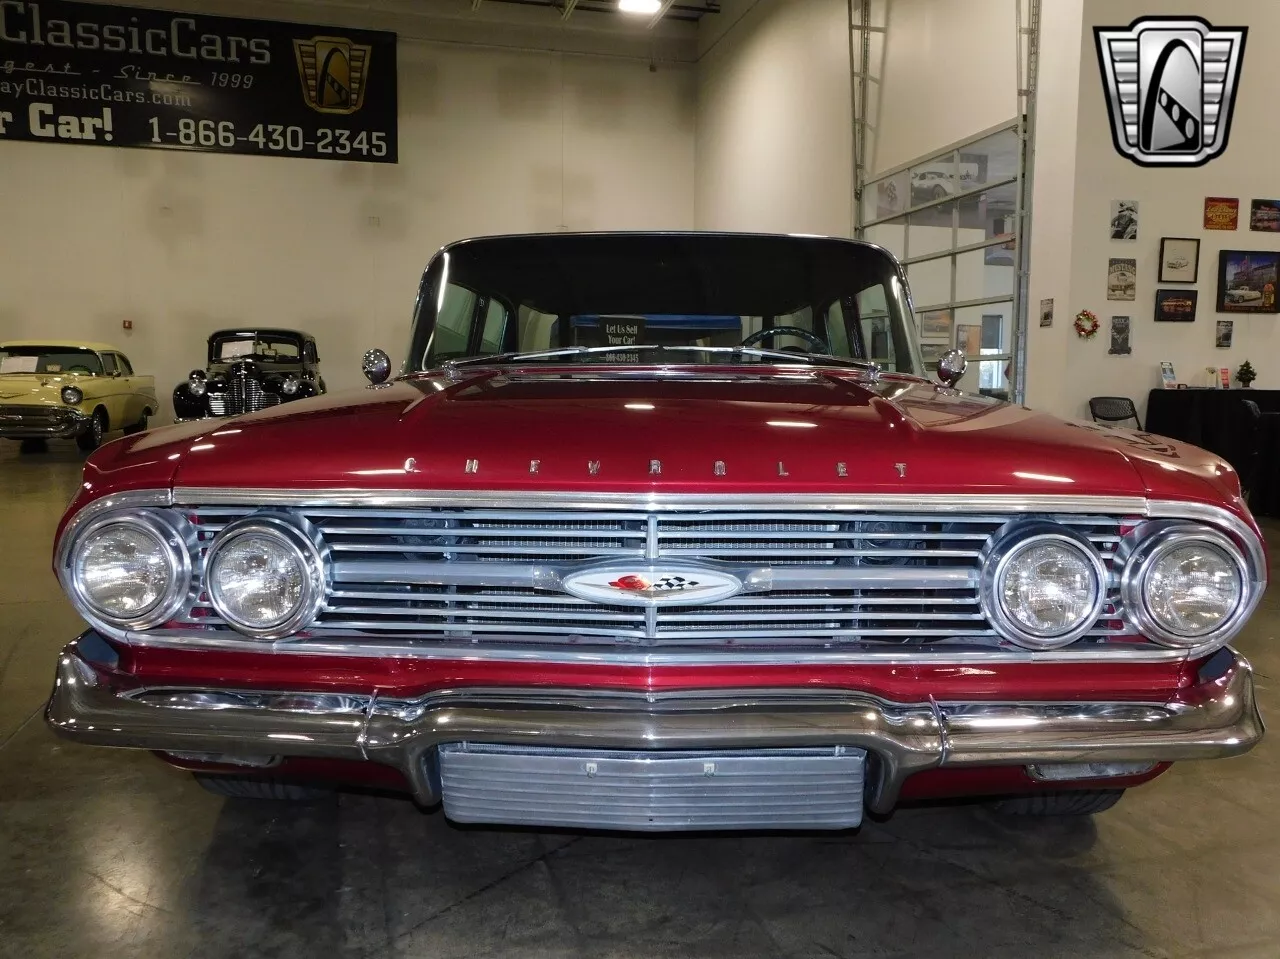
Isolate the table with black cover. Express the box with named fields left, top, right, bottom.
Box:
left=1145, top=388, right=1280, bottom=517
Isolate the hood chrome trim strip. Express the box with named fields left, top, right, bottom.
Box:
left=171, top=488, right=1150, bottom=515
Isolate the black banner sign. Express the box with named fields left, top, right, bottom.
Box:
left=0, top=0, right=397, bottom=162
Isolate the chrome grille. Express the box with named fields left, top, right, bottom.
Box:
left=0, top=404, right=67, bottom=425
left=207, top=379, right=280, bottom=416
left=181, top=506, right=1132, bottom=649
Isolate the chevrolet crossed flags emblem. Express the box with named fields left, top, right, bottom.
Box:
left=1095, top=17, right=1247, bottom=167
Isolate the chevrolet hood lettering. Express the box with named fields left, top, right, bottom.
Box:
left=564, top=566, right=743, bottom=608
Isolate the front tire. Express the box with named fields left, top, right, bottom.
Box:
left=989, top=789, right=1125, bottom=816
left=76, top=409, right=107, bottom=451
left=194, top=773, right=332, bottom=801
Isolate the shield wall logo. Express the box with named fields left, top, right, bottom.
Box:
left=294, top=36, right=373, bottom=115
left=1094, top=17, right=1246, bottom=167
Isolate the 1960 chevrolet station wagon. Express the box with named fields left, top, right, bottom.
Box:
left=45, top=233, right=1265, bottom=829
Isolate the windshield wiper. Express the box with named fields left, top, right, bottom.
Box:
left=438, top=344, right=880, bottom=377
left=443, top=345, right=666, bottom=371
left=671, top=346, right=881, bottom=374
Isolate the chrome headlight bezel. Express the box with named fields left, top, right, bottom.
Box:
left=980, top=521, right=1108, bottom=650
left=64, top=509, right=195, bottom=630
left=281, top=375, right=300, bottom=395
left=1118, top=521, right=1252, bottom=649
left=204, top=513, right=328, bottom=640
left=188, top=370, right=208, bottom=397
left=61, top=385, right=83, bottom=405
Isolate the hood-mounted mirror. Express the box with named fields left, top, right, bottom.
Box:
left=936, top=349, right=968, bottom=389
left=362, top=348, right=391, bottom=388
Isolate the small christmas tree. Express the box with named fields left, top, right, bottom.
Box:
left=1236, top=360, right=1257, bottom=388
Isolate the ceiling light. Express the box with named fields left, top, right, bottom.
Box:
left=619, top=0, right=661, bottom=13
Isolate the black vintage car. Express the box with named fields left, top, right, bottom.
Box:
left=172, top=329, right=325, bottom=420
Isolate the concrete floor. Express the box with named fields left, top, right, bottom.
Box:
left=1, top=440, right=1278, bottom=959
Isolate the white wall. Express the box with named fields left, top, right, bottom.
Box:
left=694, top=0, right=853, bottom=236
left=871, top=0, right=1019, bottom=175
left=0, top=15, right=696, bottom=415
left=1026, top=0, right=1280, bottom=424
left=1021, top=0, right=1083, bottom=413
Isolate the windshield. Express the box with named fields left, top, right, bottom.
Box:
left=406, top=234, right=920, bottom=374
left=0, top=346, right=102, bottom=375
left=210, top=333, right=302, bottom=364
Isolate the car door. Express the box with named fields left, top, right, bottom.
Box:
left=96, top=352, right=127, bottom=428
left=112, top=353, right=141, bottom=425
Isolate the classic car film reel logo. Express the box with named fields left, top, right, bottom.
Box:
left=293, top=36, right=373, bottom=115
left=1094, top=17, right=1246, bottom=167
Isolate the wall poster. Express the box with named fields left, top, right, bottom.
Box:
left=0, top=0, right=398, bottom=161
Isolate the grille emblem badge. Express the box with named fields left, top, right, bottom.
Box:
left=563, top=565, right=743, bottom=608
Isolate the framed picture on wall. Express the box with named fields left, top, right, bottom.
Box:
left=919, top=343, right=949, bottom=368
left=1250, top=199, right=1280, bottom=232
left=1158, top=237, right=1200, bottom=283
left=1216, top=250, right=1280, bottom=313
left=919, top=310, right=953, bottom=339
left=1216, top=320, right=1234, bottom=348
left=1204, top=197, right=1240, bottom=230
left=955, top=324, right=982, bottom=356
left=1154, top=289, right=1198, bottom=322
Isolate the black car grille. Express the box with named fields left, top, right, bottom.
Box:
left=208, top=378, right=281, bottom=416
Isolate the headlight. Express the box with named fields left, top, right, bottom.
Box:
left=188, top=370, right=207, bottom=397
left=1120, top=523, right=1250, bottom=648
left=981, top=522, right=1106, bottom=649
left=66, top=511, right=192, bottom=629
left=205, top=514, right=326, bottom=639
left=282, top=375, right=300, bottom=395
left=61, top=386, right=83, bottom=405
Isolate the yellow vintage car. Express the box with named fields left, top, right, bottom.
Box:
left=0, top=340, right=158, bottom=452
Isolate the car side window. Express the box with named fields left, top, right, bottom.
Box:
left=480, top=299, right=507, bottom=353
left=434, top=283, right=479, bottom=356
left=100, top=353, right=118, bottom=375
left=824, top=303, right=851, bottom=356
left=114, top=354, right=133, bottom=375
left=304, top=342, right=318, bottom=364
left=855, top=285, right=907, bottom=372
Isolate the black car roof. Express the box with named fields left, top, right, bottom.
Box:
left=208, top=328, right=313, bottom=341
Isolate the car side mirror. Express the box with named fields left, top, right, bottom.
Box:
left=362, top=348, right=391, bottom=387
left=935, top=349, right=968, bottom=389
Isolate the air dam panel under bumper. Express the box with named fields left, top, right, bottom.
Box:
left=46, top=639, right=1263, bottom=821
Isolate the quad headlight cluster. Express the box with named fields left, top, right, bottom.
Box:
left=58, top=506, right=1257, bottom=653
left=980, top=519, right=1255, bottom=652
left=61, top=509, right=327, bottom=640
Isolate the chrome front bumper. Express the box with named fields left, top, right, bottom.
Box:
left=0, top=409, right=87, bottom=438
left=46, top=638, right=1263, bottom=815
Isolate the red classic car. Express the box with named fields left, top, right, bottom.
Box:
left=45, top=233, right=1265, bottom=829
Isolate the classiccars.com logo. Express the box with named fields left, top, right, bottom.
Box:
left=293, top=36, right=372, bottom=115
left=1094, top=17, right=1247, bottom=167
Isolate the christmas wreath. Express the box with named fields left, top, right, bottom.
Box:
left=1074, top=309, right=1100, bottom=339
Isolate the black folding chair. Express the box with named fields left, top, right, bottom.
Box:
left=1089, top=396, right=1142, bottom=430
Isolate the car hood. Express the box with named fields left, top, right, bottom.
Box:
left=0, top=373, right=87, bottom=404
left=68, top=368, right=1238, bottom=509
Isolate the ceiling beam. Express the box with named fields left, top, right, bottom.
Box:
left=561, top=0, right=580, bottom=20
left=647, top=0, right=679, bottom=29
